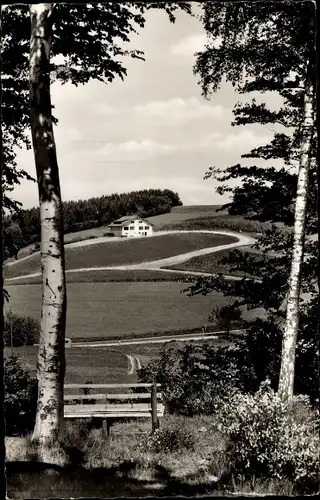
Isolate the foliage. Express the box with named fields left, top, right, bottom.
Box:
left=140, top=424, right=195, bottom=454
left=138, top=342, right=240, bottom=416
left=139, top=306, right=319, bottom=413
left=4, top=312, right=40, bottom=347
left=217, top=381, right=320, bottom=485
left=4, top=355, right=38, bottom=436
left=4, top=188, right=182, bottom=249
left=186, top=1, right=318, bottom=401
left=209, top=304, right=243, bottom=333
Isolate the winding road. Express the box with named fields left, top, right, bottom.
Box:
left=4, top=230, right=255, bottom=282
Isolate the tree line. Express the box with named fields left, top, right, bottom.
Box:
left=4, top=188, right=182, bottom=256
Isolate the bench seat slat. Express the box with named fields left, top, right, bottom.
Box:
left=64, top=383, right=160, bottom=389
left=64, top=403, right=161, bottom=412
left=65, top=412, right=164, bottom=418
left=64, top=393, right=162, bottom=401
left=65, top=403, right=164, bottom=414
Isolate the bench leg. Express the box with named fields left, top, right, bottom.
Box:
left=102, top=419, right=110, bottom=438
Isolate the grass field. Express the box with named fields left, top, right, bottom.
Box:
left=167, top=246, right=263, bottom=278
left=4, top=269, right=196, bottom=286
left=160, top=214, right=271, bottom=235
left=112, top=335, right=235, bottom=365
left=147, top=205, right=226, bottom=228
left=4, top=282, right=231, bottom=340
left=7, top=206, right=226, bottom=262
left=5, top=345, right=133, bottom=384
left=4, top=233, right=237, bottom=280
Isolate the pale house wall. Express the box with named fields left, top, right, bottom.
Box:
left=122, top=218, right=153, bottom=238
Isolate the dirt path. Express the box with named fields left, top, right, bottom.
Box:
left=5, top=230, right=255, bottom=282
left=126, top=354, right=142, bottom=375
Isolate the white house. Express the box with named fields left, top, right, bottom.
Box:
left=107, top=215, right=154, bottom=238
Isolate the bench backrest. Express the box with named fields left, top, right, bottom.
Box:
left=64, top=383, right=164, bottom=420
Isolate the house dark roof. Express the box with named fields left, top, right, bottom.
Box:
left=108, top=214, right=154, bottom=227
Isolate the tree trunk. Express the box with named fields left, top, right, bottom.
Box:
left=278, top=71, right=315, bottom=409
left=29, top=4, right=67, bottom=447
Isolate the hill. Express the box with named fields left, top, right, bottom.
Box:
left=4, top=232, right=237, bottom=280
left=4, top=188, right=182, bottom=257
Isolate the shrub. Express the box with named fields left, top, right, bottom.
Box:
left=4, top=312, right=40, bottom=346
left=138, top=342, right=240, bottom=416
left=4, top=355, right=38, bottom=436
left=217, top=380, right=320, bottom=486
left=140, top=421, right=195, bottom=454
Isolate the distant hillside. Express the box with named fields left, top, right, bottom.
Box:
left=4, top=188, right=182, bottom=257
left=4, top=232, right=236, bottom=280
left=147, top=205, right=226, bottom=228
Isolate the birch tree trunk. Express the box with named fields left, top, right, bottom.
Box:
left=278, top=70, right=315, bottom=409
left=29, top=3, right=67, bottom=447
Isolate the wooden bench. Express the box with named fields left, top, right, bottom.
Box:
left=64, top=383, right=164, bottom=436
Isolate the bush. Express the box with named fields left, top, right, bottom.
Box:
left=4, top=355, right=38, bottom=436
left=140, top=421, right=195, bottom=454
left=138, top=342, right=239, bottom=416
left=4, top=312, right=40, bottom=346
left=217, top=381, right=320, bottom=486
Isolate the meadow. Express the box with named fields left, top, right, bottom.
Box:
left=8, top=205, right=226, bottom=262
left=167, top=246, right=263, bottom=277
left=5, top=345, right=132, bottom=384
left=5, top=269, right=190, bottom=285
left=4, top=232, right=237, bottom=279
left=4, top=282, right=231, bottom=340
left=160, top=214, right=272, bottom=235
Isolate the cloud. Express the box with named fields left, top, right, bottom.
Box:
left=96, top=139, right=177, bottom=161
left=214, top=129, right=271, bottom=151
left=93, top=103, right=118, bottom=116
left=170, top=34, right=207, bottom=57
left=135, top=97, right=225, bottom=121
left=170, top=33, right=222, bottom=57
left=55, top=127, right=83, bottom=145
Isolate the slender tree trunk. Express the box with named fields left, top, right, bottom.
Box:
left=278, top=71, right=315, bottom=409
left=29, top=4, right=67, bottom=447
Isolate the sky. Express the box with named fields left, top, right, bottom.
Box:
left=13, top=2, right=279, bottom=210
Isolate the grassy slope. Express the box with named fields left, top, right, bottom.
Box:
left=112, top=336, right=236, bottom=365
left=167, top=246, right=263, bottom=277
left=8, top=205, right=225, bottom=262
left=4, top=282, right=232, bottom=340
left=5, top=346, right=133, bottom=384
left=4, top=233, right=237, bottom=279
left=6, top=269, right=191, bottom=285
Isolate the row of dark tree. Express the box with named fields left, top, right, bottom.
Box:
left=4, top=188, right=182, bottom=255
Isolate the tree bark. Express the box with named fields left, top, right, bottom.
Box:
left=278, top=70, right=315, bottom=409
left=29, top=3, right=67, bottom=446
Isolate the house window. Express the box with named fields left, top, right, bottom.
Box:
left=124, top=227, right=129, bottom=230
left=145, top=226, right=149, bottom=229
left=139, top=220, right=143, bottom=223
left=130, top=226, right=134, bottom=230
left=139, top=226, right=144, bottom=230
